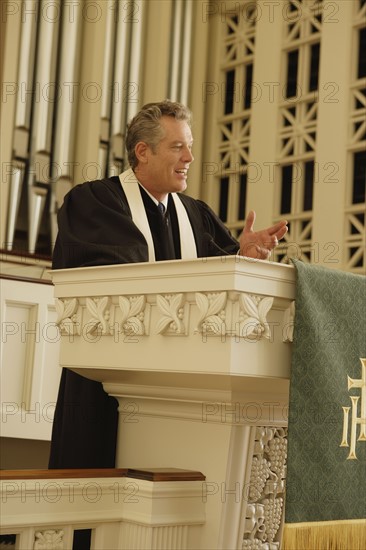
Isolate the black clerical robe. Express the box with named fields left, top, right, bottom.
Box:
left=49, top=176, right=239, bottom=468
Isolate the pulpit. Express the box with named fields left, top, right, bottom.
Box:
left=51, top=256, right=295, bottom=549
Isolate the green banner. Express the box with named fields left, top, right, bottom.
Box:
left=285, top=260, right=366, bottom=524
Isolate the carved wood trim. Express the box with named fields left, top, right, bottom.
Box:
left=0, top=274, right=53, bottom=285
left=126, top=468, right=206, bottom=481
left=0, top=248, right=52, bottom=263
left=0, top=467, right=205, bottom=482
left=156, top=293, right=186, bottom=335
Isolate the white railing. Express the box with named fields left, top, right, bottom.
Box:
left=0, top=468, right=205, bottom=550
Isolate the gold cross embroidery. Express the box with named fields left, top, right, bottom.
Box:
left=340, top=358, right=366, bottom=460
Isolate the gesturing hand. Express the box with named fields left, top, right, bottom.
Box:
left=239, top=210, right=288, bottom=260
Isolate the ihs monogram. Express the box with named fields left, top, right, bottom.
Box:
left=340, top=358, right=366, bottom=460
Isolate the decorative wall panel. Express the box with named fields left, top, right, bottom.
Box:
left=344, top=0, right=366, bottom=274
left=0, top=278, right=61, bottom=440
left=214, top=3, right=257, bottom=236
left=204, top=0, right=363, bottom=272
left=275, top=0, right=323, bottom=264
left=242, top=427, right=287, bottom=549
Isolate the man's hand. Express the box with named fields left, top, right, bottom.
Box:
left=239, top=210, right=288, bottom=260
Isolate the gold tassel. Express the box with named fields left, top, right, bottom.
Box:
left=282, top=519, right=366, bottom=550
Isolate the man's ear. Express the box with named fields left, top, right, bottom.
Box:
left=135, top=141, right=150, bottom=164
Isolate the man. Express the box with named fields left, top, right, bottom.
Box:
left=49, top=100, right=287, bottom=468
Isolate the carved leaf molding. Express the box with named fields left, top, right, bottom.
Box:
left=34, top=529, right=64, bottom=550
left=118, top=295, right=146, bottom=335
left=156, top=293, right=185, bottom=335
left=195, top=292, right=227, bottom=335
left=55, top=298, right=79, bottom=335
left=238, top=293, right=274, bottom=340
left=85, top=296, right=110, bottom=335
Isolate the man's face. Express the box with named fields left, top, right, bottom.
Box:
left=136, top=116, right=194, bottom=199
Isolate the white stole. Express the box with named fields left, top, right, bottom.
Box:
left=119, top=169, right=197, bottom=262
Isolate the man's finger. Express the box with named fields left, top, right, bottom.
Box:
left=243, top=210, right=256, bottom=233
left=274, top=224, right=288, bottom=240
left=268, top=219, right=288, bottom=235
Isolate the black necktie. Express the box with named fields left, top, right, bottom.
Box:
left=157, top=201, right=175, bottom=259
left=158, top=202, right=165, bottom=216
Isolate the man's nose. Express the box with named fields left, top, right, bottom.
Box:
left=182, top=147, right=194, bottom=163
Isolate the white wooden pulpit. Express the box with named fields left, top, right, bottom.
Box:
left=52, top=256, right=295, bottom=550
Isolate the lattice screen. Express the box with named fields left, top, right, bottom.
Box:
left=209, top=0, right=365, bottom=272
left=344, top=0, right=366, bottom=274
left=216, top=3, right=257, bottom=237
left=274, top=0, right=323, bottom=264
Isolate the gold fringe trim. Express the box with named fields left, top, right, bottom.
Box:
left=282, top=519, right=366, bottom=550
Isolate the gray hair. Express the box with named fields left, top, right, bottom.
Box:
left=126, top=100, right=192, bottom=169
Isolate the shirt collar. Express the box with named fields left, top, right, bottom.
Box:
left=138, top=182, right=169, bottom=209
